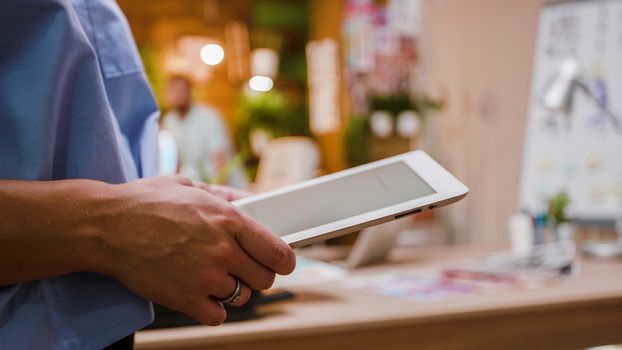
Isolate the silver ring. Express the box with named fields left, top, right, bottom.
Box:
left=218, top=277, right=242, bottom=305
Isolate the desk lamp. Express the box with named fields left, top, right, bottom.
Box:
left=541, top=57, right=621, bottom=132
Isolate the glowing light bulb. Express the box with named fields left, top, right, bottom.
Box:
left=200, top=44, right=224, bottom=65
left=248, top=75, right=274, bottom=92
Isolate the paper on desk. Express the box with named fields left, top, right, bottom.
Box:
left=341, top=269, right=559, bottom=303
left=474, top=241, right=578, bottom=278
left=342, top=273, right=481, bottom=302
left=341, top=242, right=577, bottom=303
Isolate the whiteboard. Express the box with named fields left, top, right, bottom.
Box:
left=519, top=0, right=622, bottom=220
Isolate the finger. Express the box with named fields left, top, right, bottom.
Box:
left=211, top=275, right=252, bottom=307
left=228, top=248, right=276, bottom=290
left=191, top=180, right=211, bottom=192
left=192, top=182, right=251, bottom=201
left=210, top=184, right=252, bottom=201
left=174, top=175, right=194, bottom=187
left=229, top=210, right=296, bottom=275
left=224, top=280, right=252, bottom=308
left=187, top=297, right=227, bottom=326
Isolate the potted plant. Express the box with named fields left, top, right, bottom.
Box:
left=547, top=191, right=573, bottom=241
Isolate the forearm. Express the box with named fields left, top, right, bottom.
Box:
left=0, top=175, right=295, bottom=324
left=0, top=179, right=115, bottom=285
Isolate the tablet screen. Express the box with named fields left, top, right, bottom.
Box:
left=237, top=161, right=436, bottom=236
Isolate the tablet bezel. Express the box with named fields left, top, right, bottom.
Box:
left=233, top=150, right=469, bottom=248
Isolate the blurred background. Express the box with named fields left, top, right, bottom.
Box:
left=119, top=0, right=622, bottom=250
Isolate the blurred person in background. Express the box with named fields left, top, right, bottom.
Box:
left=163, top=76, right=246, bottom=188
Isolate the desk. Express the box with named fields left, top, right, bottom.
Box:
left=136, top=246, right=622, bottom=350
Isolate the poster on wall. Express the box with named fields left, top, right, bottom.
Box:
left=519, top=0, right=622, bottom=220
left=307, top=38, right=340, bottom=134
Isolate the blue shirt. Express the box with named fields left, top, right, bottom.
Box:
left=0, top=0, right=158, bottom=348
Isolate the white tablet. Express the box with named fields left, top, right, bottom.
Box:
left=233, top=150, right=468, bottom=248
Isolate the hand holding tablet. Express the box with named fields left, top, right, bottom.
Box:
left=233, top=151, right=468, bottom=248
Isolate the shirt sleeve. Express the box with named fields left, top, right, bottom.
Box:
left=0, top=0, right=128, bottom=182
left=0, top=2, right=154, bottom=348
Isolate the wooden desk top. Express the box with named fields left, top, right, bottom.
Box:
left=135, top=246, right=622, bottom=350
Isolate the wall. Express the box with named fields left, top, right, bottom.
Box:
left=420, top=0, right=549, bottom=247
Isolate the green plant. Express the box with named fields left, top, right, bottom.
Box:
left=369, top=94, right=445, bottom=117
left=198, top=154, right=245, bottom=185
left=547, top=191, right=572, bottom=225
left=138, top=45, right=165, bottom=107
left=411, top=95, right=445, bottom=115
left=343, top=93, right=445, bottom=167
left=370, top=94, right=413, bottom=116
left=235, top=90, right=311, bottom=179
left=343, top=116, right=370, bottom=167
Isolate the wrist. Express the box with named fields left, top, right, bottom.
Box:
left=0, top=178, right=128, bottom=285
left=67, top=180, right=124, bottom=277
